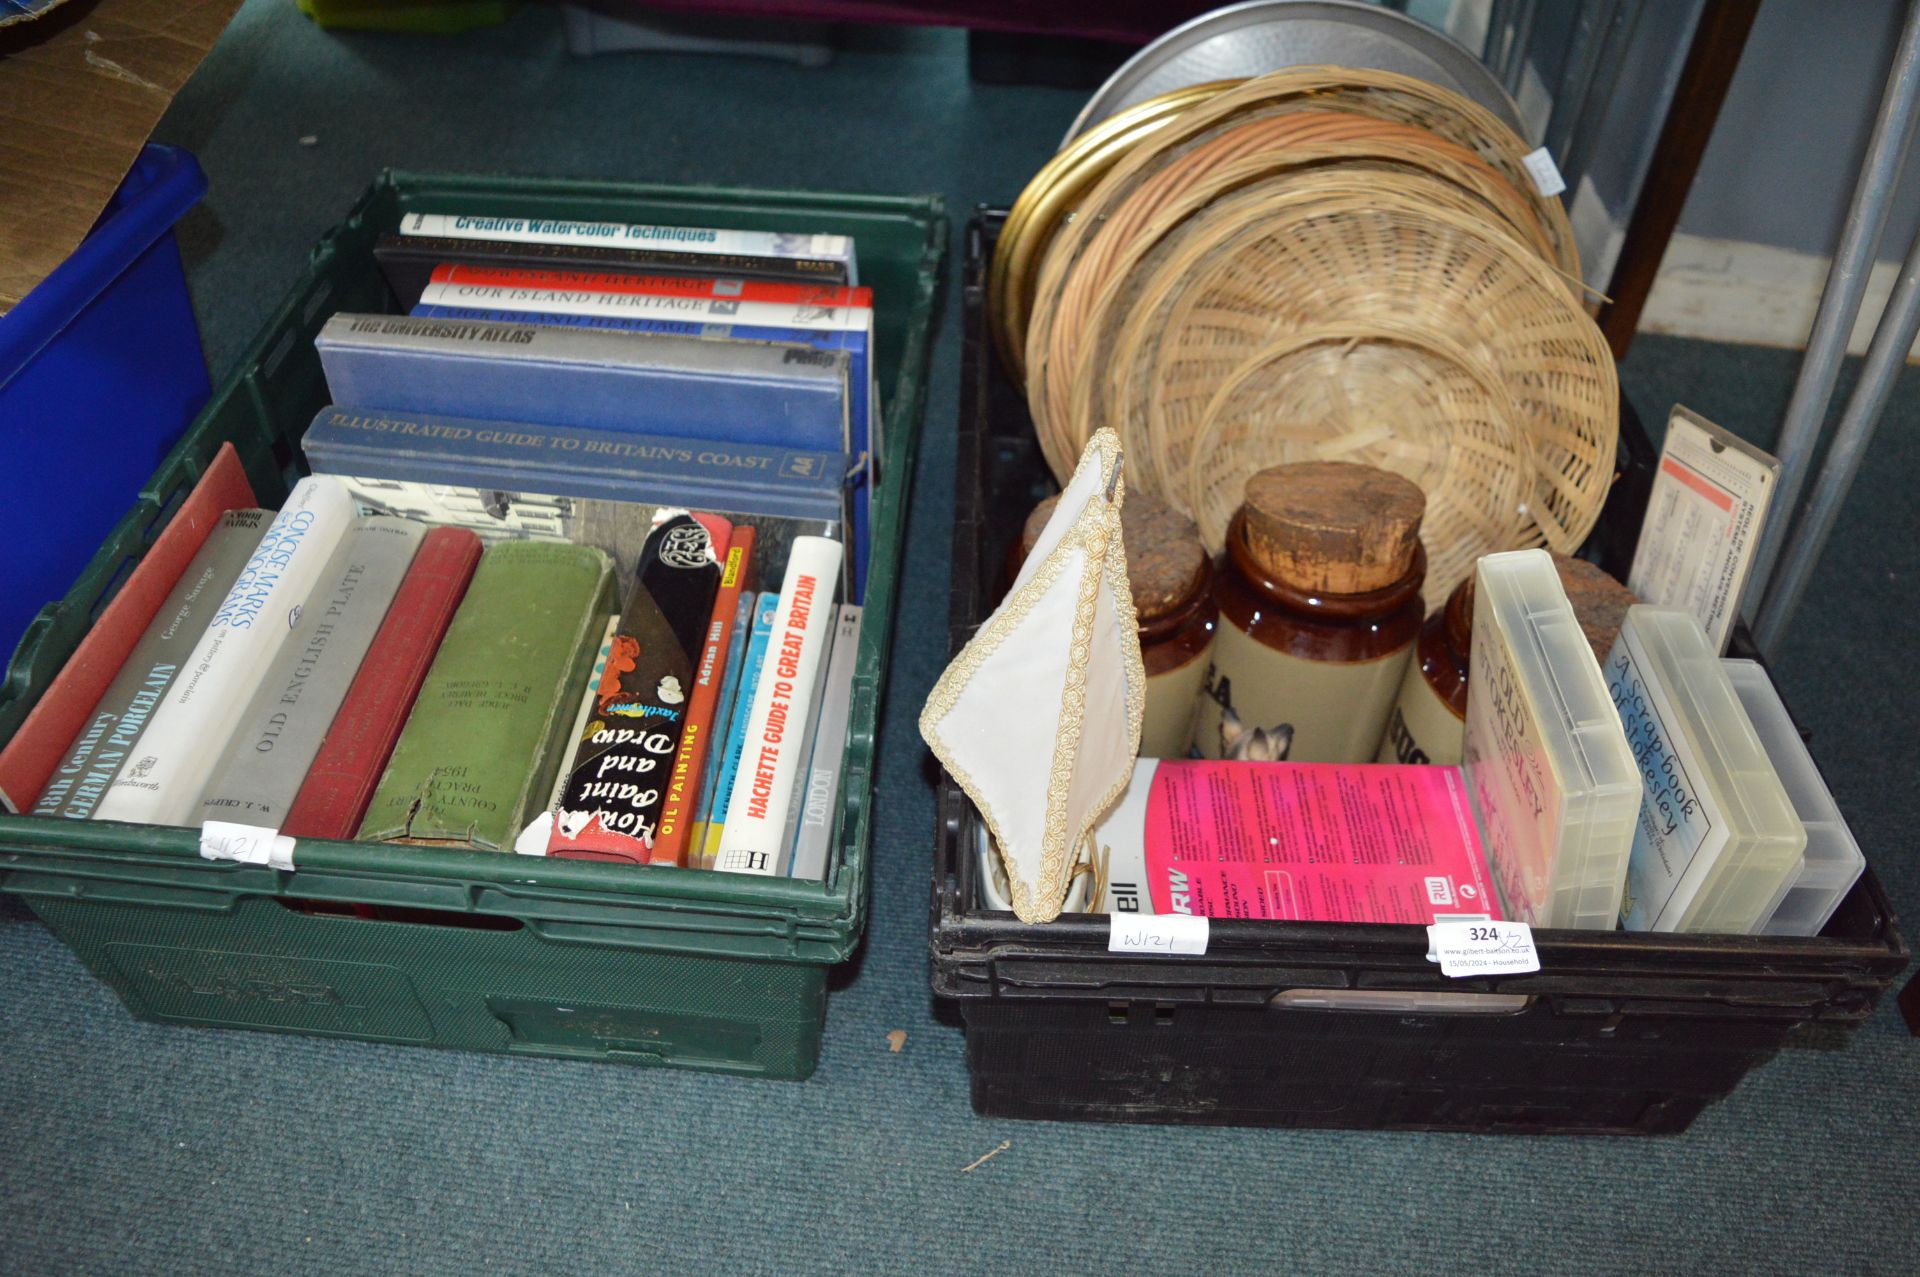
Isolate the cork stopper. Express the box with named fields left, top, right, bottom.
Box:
left=1021, top=491, right=1207, bottom=622
left=1552, top=554, right=1638, bottom=666
left=1241, top=462, right=1426, bottom=595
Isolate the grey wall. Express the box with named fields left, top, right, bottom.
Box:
left=1679, top=0, right=1916, bottom=256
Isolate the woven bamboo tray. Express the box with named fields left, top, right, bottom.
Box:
left=1065, top=169, right=1536, bottom=501
left=1127, top=193, right=1616, bottom=554
left=1023, top=66, right=1580, bottom=478
left=1185, top=321, right=1534, bottom=610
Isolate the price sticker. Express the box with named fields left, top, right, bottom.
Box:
left=1108, top=913, right=1208, bottom=956
left=200, top=821, right=297, bottom=871
left=1522, top=147, right=1566, bottom=198
left=1425, top=918, right=1539, bottom=977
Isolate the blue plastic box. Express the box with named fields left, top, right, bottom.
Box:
left=0, top=144, right=211, bottom=669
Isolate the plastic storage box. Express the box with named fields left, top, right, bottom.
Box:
left=0, top=144, right=212, bottom=670
left=930, top=210, right=1907, bottom=1133
left=0, top=172, right=945, bottom=1081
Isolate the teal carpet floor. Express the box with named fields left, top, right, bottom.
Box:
left=4, top=3, right=1919, bottom=1272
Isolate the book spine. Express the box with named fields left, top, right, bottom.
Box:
left=548, top=513, right=729, bottom=862
left=774, top=605, right=843, bottom=874
left=787, top=606, right=862, bottom=881
left=357, top=541, right=615, bottom=851
left=280, top=526, right=483, bottom=840
left=430, top=263, right=868, bottom=309
left=378, top=235, right=845, bottom=307
left=302, top=404, right=846, bottom=513
left=31, top=510, right=270, bottom=820
left=0, top=445, right=258, bottom=814
left=415, top=285, right=869, bottom=334
left=399, top=212, right=855, bottom=270
left=650, top=527, right=755, bottom=867
left=92, top=477, right=357, bottom=827
left=699, top=593, right=780, bottom=870
left=192, top=517, right=425, bottom=829
left=686, top=590, right=757, bottom=869
left=315, top=314, right=850, bottom=455
left=411, top=304, right=858, bottom=347
left=715, top=536, right=845, bottom=876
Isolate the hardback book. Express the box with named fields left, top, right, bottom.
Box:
left=697, top=591, right=779, bottom=870
left=0, top=443, right=256, bottom=815
left=715, top=536, right=845, bottom=876
left=549, top=513, right=729, bottom=862
left=280, top=526, right=483, bottom=840
left=787, top=605, right=862, bottom=881
left=376, top=232, right=848, bottom=308
left=302, top=405, right=849, bottom=527
left=314, top=313, right=851, bottom=455
left=356, top=540, right=615, bottom=852
left=32, top=509, right=269, bottom=821
left=394, top=210, right=856, bottom=284
left=650, top=526, right=756, bottom=867
left=408, top=291, right=876, bottom=602
left=192, top=517, right=424, bottom=829
left=774, top=604, right=845, bottom=874
left=92, top=476, right=358, bottom=827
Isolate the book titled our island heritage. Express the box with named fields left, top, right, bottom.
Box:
left=281, top=526, right=483, bottom=840
left=548, top=512, right=730, bottom=863
left=314, top=313, right=851, bottom=456
left=715, top=536, right=844, bottom=876
left=357, top=540, right=615, bottom=852
left=92, top=477, right=358, bottom=827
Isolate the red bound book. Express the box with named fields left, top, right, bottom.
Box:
left=0, top=444, right=255, bottom=814
left=428, top=263, right=872, bottom=310
left=650, top=525, right=755, bottom=867
left=279, top=526, right=483, bottom=840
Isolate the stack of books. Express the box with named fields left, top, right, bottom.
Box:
left=12, top=210, right=876, bottom=881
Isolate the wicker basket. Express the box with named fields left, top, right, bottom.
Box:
left=1185, top=322, right=1535, bottom=609
left=990, top=80, right=1240, bottom=380
left=1023, top=66, right=1581, bottom=479
left=1124, top=193, right=1616, bottom=555
left=1063, top=169, right=1539, bottom=500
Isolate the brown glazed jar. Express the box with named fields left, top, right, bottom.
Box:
left=1191, top=462, right=1426, bottom=763
left=1375, top=553, right=1637, bottom=766
left=1019, top=491, right=1218, bottom=758
left=1377, top=575, right=1474, bottom=765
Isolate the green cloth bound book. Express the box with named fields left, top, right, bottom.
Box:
left=356, top=539, right=615, bottom=851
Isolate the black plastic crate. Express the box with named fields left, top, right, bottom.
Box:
left=928, top=208, right=1908, bottom=1135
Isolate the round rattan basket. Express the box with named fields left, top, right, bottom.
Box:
left=1119, top=193, right=1616, bottom=555
left=1022, top=66, right=1580, bottom=477
left=1058, top=168, right=1535, bottom=499
left=1185, top=322, right=1535, bottom=609
left=990, top=79, right=1240, bottom=380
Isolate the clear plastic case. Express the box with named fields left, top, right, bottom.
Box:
left=1721, top=658, right=1865, bottom=937
left=1606, top=609, right=1805, bottom=933
left=1463, top=550, right=1640, bottom=929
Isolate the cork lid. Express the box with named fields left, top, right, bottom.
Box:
left=1021, top=491, right=1206, bottom=622
left=1552, top=554, right=1638, bottom=666
left=1241, top=461, right=1426, bottom=595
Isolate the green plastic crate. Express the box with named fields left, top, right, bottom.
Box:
left=0, top=171, right=946, bottom=1081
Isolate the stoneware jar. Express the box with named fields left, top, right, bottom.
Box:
left=1192, top=461, right=1426, bottom=763
left=1021, top=490, right=1217, bottom=758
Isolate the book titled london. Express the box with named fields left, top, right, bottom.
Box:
left=314, top=313, right=850, bottom=455
left=92, top=478, right=357, bottom=827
